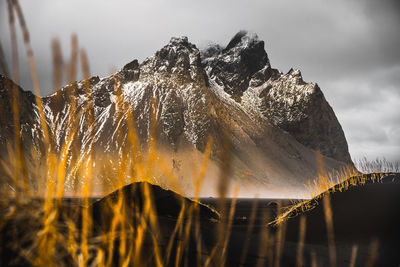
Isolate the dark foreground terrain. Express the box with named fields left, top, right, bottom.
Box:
left=200, top=173, right=400, bottom=266
left=1, top=173, right=399, bottom=266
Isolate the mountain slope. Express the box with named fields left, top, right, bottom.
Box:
left=202, top=31, right=351, bottom=163
left=0, top=32, right=353, bottom=197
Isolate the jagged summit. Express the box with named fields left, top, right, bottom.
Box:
left=201, top=31, right=269, bottom=101
left=200, top=31, right=351, bottom=163
left=140, top=35, right=206, bottom=85
left=168, top=36, right=191, bottom=47
left=0, top=31, right=353, bottom=196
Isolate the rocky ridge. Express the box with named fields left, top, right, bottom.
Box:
left=0, top=31, right=353, bottom=196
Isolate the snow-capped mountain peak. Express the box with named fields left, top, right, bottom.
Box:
left=0, top=31, right=353, bottom=196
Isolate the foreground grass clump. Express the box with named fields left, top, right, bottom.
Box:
left=0, top=182, right=222, bottom=266
left=274, top=172, right=396, bottom=226
left=1, top=1, right=400, bottom=266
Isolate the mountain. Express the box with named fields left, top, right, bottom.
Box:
left=0, top=31, right=353, bottom=197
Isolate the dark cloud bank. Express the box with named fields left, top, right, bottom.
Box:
left=0, top=0, right=399, bottom=162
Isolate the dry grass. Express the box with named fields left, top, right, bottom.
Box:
left=0, top=1, right=398, bottom=266
left=273, top=167, right=394, bottom=228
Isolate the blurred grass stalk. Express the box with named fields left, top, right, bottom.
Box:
left=0, top=1, right=398, bottom=266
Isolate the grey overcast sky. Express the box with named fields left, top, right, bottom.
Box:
left=0, top=0, right=399, bottom=163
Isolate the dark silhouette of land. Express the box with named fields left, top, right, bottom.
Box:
left=1, top=174, right=399, bottom=266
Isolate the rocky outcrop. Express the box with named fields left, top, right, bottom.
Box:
left=203, top=31, right=352, bottom=163
left=202, top=31, right=269, bottom=102
left=0, top=31, right=353, bottom=196
left=241, top=67, right=352, bottom=163
left=0, top=75, right=41, bottom=153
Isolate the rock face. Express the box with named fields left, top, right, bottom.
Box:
left=0, top=31, right=353, bottom=196
left=202, top=31, right=269, bottom=102
left=241, top=68, right=352, bottom=163
left=202, top=32, right=351, bottom=163
left=0, top=76, right=38, bottom=148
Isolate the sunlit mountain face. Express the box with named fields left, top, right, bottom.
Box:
left=0, top=31, right=354, bottom=198
left=1, top=1, right=399, bottom=266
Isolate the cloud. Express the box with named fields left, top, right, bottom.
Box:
left=0, top=0, right=399, bottom=162
left=335, top=87, right=400, bottom=161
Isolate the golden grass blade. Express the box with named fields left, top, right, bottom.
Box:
left=106, top=190, right=123, bottom=267
left=66, top=220, right=79, bottom=263
left=175, top=204, right=194, bottom=267
left=4, top=3, right=398, bottom=266
left=55, top=132, right=74, bottom=199
left=348, top=244, right=358, bottom=267
left=80, top=48, right=90, bottom=79
left=81, top=156, right=94, bottom=266
left=68, top=34, right=78, bottom=84
left=311, top=250, right=318, bottom=267
left=366, top=238, right=379, bottom=267
left=13, top=0, right=49, bottom=145
left=296, top=215, right=306, bottom=267
left=0, top=41, right=9, bottom=76
left=213, top=131, right=233, bottom=266
left=220, top=186, right=238, bottom=266
left=217, top=131, right=232, bottom=199
left=64, top=34, right=79, bottom=148
left=6, top=0, right=30, bottom=194
left=96, top=248, right=106, bottom=267
left=193, top=136, right=213, bottom=199
left=164, top=201, right=186, bottom=264
left=255, top=211, right=270, bottom=267
left=193, top=203, right=203, bottom=267
left=239, top=197, right=259, bottom=266
left=7, top=0, right=18, bottom=82
left=51, top=38, right=63, bottom=91
left=274, top=200, right=287, bottom=267
left=204, top=187, right=238, bottom=267
left=322, top=194, right=336, bottom=267
left=143, top=183, right=163, bottom=267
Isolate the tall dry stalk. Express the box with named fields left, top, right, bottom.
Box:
left=7, top=0, right=18, bottom=82
left=51, top=38, right=63, bottom=91
left=0, top=41, right=9, bottom=76
left=2, top=2, right=396, bottom=267
left=296, top=215, right=306, bottom=267
left=348, top=244, right=358, bottom=267
left=323, top=194, right=336, bottom=267
left=80, top=48, right=90, bottom=79
left=255, top=211, right=271, bottom=267
left=12, top=0, right=49, bottom=143
left=68, top=34, right=78, bottom=84
left=216, top=132, right=233, bottom=267
left=311, top=250, right=318, bottom=267
left=274, top=200, right=287, bottom=267
left=7, top=0, right=25, bottom=193
left=239, top=198, right=259, bottom=267
left=366, top=239, right=379, bottom=267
